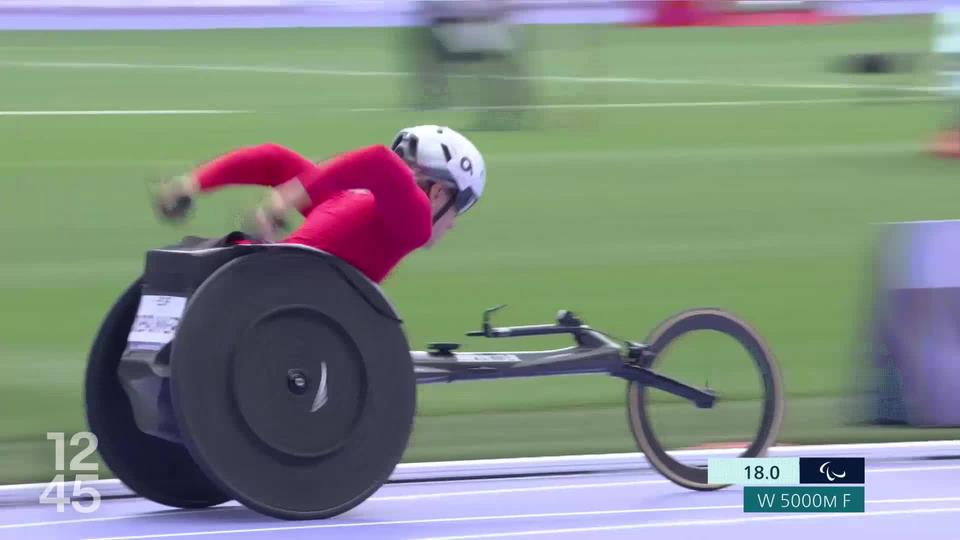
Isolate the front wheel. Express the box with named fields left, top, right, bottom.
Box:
left=627, top=308, right=785, bottom=491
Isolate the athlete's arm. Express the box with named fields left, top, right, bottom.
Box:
left=193, top=143, right=314, bottom=188
left=154, top=143, right=319, bottom=227
left=295, top=145, right=433, bottom=249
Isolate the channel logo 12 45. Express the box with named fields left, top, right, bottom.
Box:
left=40, top=432, right=101, bottom=513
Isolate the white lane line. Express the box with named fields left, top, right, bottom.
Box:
left=0, top=96, right=942, bottom=120
left=78, top=506, right=734, bottom=539
left=0, top=493, right=952, bottom=532
left=0, top=507, right=239, bottom=530
left=0, top=110, right=247, bottom=116
left=2, top=457, right=957, bottom=499
left=0, top=478, right=125, bottom=494
left=2, top=97, right=937, bottom=120
left=415, top=507, right=960, bottom=540
left=0, top=142, right=926, bottom=171
left=869, top=465, right=960, bottom=474
left=0, top=61, right=408, bottom=78
left=369, top=480, right=668, bottom=502
left=871, top=496, right=960, bottom=505
left=24, top=505, right=740, bottom=534
left=75, top=500, right=960, bottom=540
left=369, top=464, right=960, bottom=501
left=348, top=96, right=938, bottom=113
left=0, top=159, right=191, bottom=168
left=486, top=439, right=960, bottom=467
left=0, top=61, right=943, bottom=94
left=488, top=142, right=925, bottom=163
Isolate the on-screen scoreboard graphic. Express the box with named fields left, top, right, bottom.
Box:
left=708, top=457, right=866, bottom=513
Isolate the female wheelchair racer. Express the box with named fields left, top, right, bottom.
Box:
left=154, top=124, right=486, bottom=284
left=87, top=122, right=782, bottom=521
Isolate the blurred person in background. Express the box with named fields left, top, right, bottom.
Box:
left=150, top=125, right=486, bottom=284
left=407, top=0, right=533, bottom=129
left=932, top=0, right=960, bottom=157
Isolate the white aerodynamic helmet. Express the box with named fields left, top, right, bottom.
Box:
left=391, top=125, right=486, bottom=217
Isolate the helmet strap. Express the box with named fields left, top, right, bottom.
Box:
left=433, top=196, right=457, bottom=225
left=421, top=180, right=459, bottom=225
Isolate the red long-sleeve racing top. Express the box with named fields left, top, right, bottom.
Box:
left=194, top=143, right=433, bottom=283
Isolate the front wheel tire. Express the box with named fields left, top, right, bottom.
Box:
left=627, top=308, right=785, bottom=491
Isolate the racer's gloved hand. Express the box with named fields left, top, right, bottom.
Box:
left=242, top=204, right=291, bottom=243
left=151, top=177, right=195, bottom=222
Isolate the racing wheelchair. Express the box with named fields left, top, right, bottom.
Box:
left=85, top=233, right=785, bottom=520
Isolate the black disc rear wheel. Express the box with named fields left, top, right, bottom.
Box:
left=627, top=308, right=784, bottom=491
left=85, top=279, right=229, bottom=508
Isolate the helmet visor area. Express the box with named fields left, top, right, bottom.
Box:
left=454, top=186, right=478, bottom=215
left=415, top=168, right=478, bottom=215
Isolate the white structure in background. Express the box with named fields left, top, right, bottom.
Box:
left=868, top=219, right=960, bottom=427
left=0, top=1, right=948, bottom=30
left=934, top=1, right=960, bottom=97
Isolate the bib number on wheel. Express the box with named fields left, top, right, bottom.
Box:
left=127, top=295, right=187, bottom=351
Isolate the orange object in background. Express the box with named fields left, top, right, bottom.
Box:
left=637, top=0, right=846, bottom=28
left=931, top=130, right=960, bottom=158
left=651, top=0, right=701, bottom=27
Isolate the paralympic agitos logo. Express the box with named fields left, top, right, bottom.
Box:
left=799, top=457, right=865, bottom=484
left=819, top=461, right=846, bottom=482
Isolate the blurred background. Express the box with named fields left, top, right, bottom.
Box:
left=3, top=0, right=960, bottom=485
